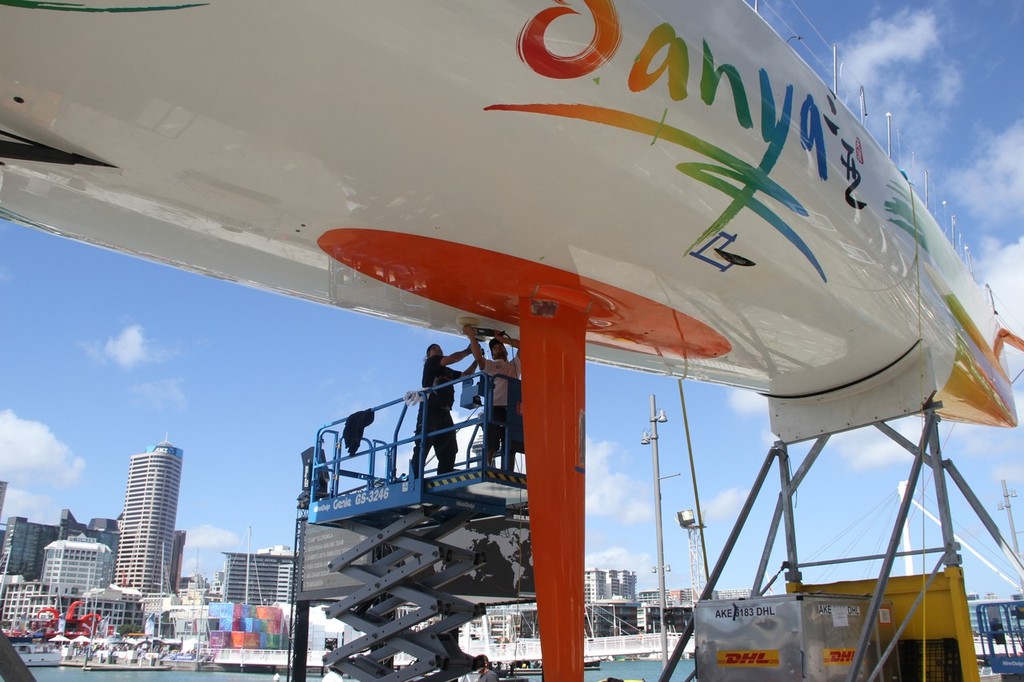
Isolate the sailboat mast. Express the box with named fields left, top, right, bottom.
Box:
left=244, top=526, right=251, bottom=605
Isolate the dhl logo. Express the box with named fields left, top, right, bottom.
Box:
left=716, top=650, right=780, bottom=667
left=824, top=648, right=855, bottom=665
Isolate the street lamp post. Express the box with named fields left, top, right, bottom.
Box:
left=642, top=394, right=669, bottom=666
left=998, top=480, right=1023, bottom=593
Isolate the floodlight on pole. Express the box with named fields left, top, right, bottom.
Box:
left=641, top=394, right=669, bottom=666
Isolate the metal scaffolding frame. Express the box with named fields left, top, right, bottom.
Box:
left=658, top=402, right=1024, bottom=682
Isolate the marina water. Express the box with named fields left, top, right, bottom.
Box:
left=30, top=659, right=698, bottom=682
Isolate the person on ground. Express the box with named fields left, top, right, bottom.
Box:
left=478, top=657, right=499, bottom=682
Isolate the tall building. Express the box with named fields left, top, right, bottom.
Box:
left=584, top=567, right=638, bottom=603
left=2, top=517, right=60, bottom=581
left=114, top=440, right=184, bottom=594
left=222, top=545, right=295, bottom=605
left=41, top=534, right=114, bottom=594
left=169, top=529, right=187, bottom=593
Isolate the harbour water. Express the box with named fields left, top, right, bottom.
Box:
left=29, top=659, right=698, bottom=682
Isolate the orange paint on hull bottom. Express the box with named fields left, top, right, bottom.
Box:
left=317, top=229, right=731, bottom=360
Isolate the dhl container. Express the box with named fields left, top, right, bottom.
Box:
left=694, top=594, right=890, bottom=682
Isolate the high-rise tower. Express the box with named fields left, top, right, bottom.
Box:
left=114, top=441, right=183, bottom=593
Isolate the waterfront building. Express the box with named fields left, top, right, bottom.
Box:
left=637, top=588, right=659, bottom=605
left=141, top=591, right=182, bottom=639
left=669, top=587, right=696, bottom=606
left=584, top=567, right=638, bottom=603
left=1, top=578, right=145, bottom=635
left=2, top=512, right=120, bottom=585
left=467, top=603, right=537, bottom=642
left=41, top=534, right=114, bottom=593
left=210, top=570, right=225, bottom=597
left=114, top=440, right=184, bottom=594
left=0, top=578, right=58, bottom=628
left=485, top=602, right=539, bottom=640
left=587, top=599, right=641, bottom=637
left=2, top=517, right=59, bottom=581
left=82, top=585, right=146, bottom=635
left=222, top=545, right=295, bottom=605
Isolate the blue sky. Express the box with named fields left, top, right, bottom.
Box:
left=2, top=0, right=1024, bottom=600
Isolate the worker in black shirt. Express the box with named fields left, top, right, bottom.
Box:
left=411, top=342, right=473, bottom=475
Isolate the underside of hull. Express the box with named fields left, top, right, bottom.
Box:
left=0, top=0, right=1013, bottom=427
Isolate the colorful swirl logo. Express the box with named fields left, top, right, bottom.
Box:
left=517, top=0, right=622, bottom=79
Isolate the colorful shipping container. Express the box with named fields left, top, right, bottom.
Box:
left=207, top=603, right=287, bottom=650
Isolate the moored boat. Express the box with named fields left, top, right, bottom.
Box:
left=9, top=636, right=61, bottom=667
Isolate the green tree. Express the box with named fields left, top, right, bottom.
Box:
left=118, top=623, right=142, bottom=637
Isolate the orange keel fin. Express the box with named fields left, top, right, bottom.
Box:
left=519, top=289, right=588, bottom=682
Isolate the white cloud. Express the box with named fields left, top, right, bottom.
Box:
left=0, top=409, right=85, bottom=487
left=585, top=438, right=652, bottom=524
left=703, top=487, right=749, bottom=524
left=2, top=487, right=61, bottom=524
left=182, top=525, right=242, bottom=576
left=186, top=524, right=241, bottom=550
left=585, top=545, right=652, bottom=580
left=129, top=378, right=188, bottom=411
left=839, top=9, right=956, bottom=152
left=831, top=419, right=920, bottom=471
left=842, top=10, right=940, bottom=90
left=727, top=389, right=767, bottom=416
left=82, top=324, right=173, bottom=368
left=951, top=121, right=1024, bottom=225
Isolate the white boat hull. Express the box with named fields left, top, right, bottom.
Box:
left=0, top=0, right=1013, bottom=427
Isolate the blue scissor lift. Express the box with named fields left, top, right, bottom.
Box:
left=301, top=372, right=529, bottom=682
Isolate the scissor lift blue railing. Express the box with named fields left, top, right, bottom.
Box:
left=978, top=600, right=1024, bottom=674
left=305, top=371, right=528, bottom=528
left=300, top=372, right=530, bottom=682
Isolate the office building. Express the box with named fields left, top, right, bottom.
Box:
left=2, top=517, right=59, bottom=581
left=114, top=440, right=184, bottom=594
left=58, top=509, right=120, bottom=556
left=169, top=530, right=187, bottom=593
left=41, top=534, right=115, bottom=594
left=222, top=545, right=295, bottom=605
left=587, top=599, right=641, bottom=637
left=584, top=567, right=638, bottom=603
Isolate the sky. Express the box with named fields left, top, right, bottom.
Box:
left=2, top=0, right=1024, bottom=602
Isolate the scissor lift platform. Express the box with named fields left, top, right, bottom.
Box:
left=307, top=466, right=528, bottom=527
left=300, top=372, right=532, bottom=682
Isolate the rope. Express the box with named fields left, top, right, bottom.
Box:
left=677, top=378, right=710, bottom=584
